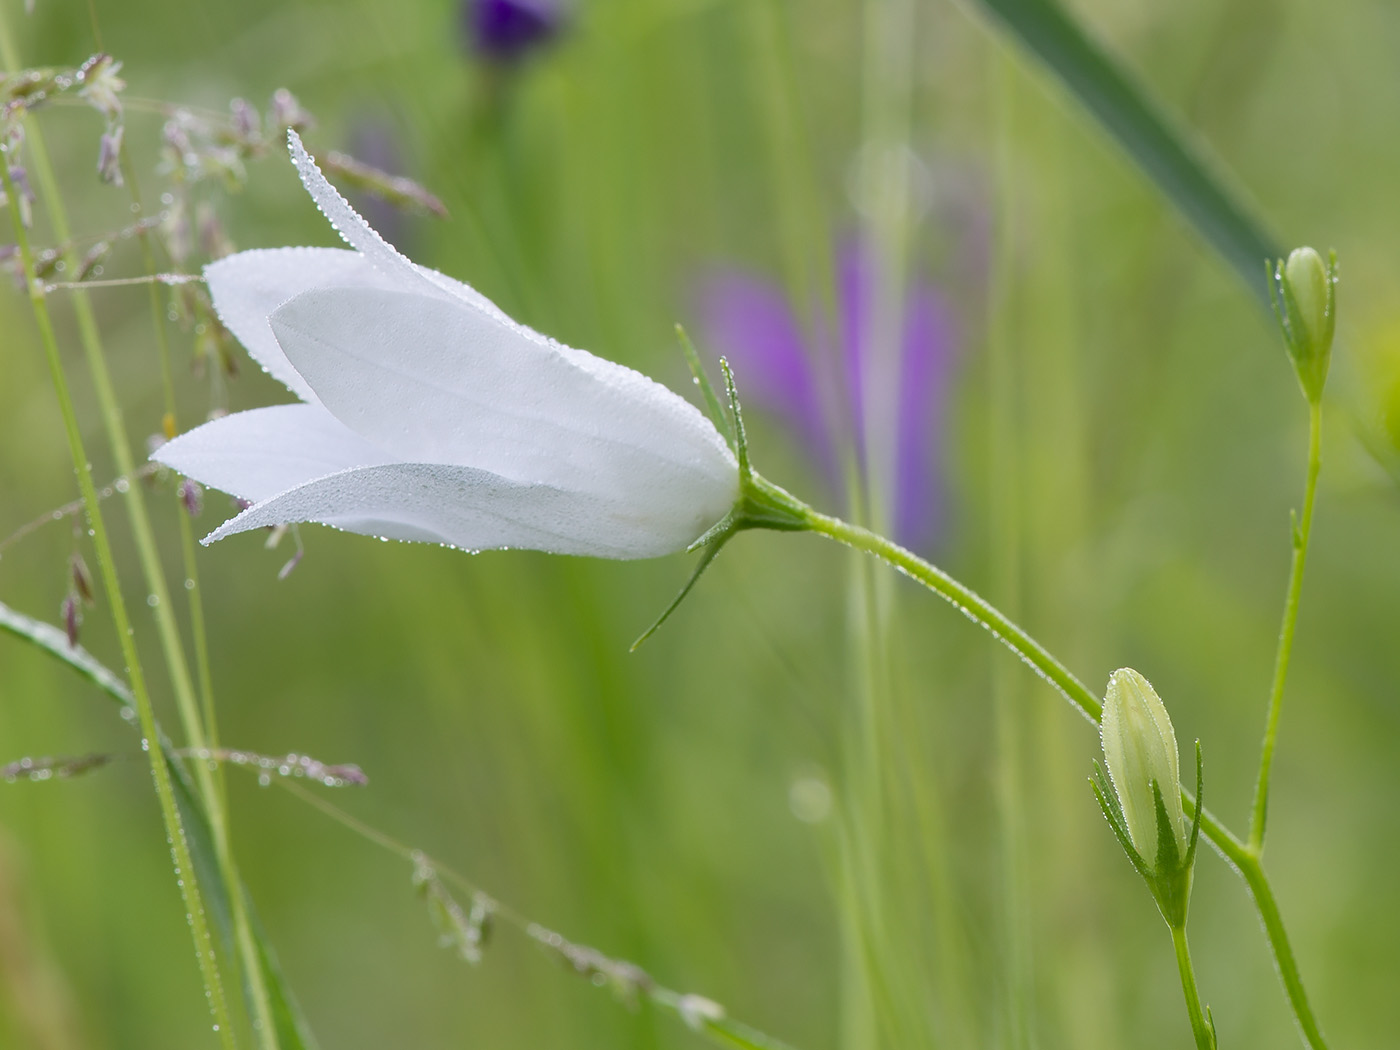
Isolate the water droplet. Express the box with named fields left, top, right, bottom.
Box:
left=114, top=477, right=129, bottom=493
left=184, top=578, right=196, bottom=590
left=146, top=594, right=159, bottom=607
left=789, top=775, right=833, bottom=824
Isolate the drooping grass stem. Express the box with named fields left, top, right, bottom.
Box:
left=278, top=781, right=802, bottom=1050
left=0, top=160, right=238, bottom=1049
left=117, top=141, right=281, bottom=1046
left=1250, top=401, right=1322, bottom=852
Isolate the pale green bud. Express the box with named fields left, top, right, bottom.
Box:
left=1092, top=668, right=1203, bottom=927
left=1100, top=668, right=1186, bottom=869
left=1269, top=246, right=1337, bottom=404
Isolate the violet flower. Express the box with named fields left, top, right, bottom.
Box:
left=462, top=0, right=562, bottom=63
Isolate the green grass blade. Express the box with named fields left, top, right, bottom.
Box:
left=1, top=599, right=134, bottom=705
left=2, top=598, right=317, bottom=1048
left=246, top=894, right=321, bottom=1050
left=968, top=0, right=1281, bottom=304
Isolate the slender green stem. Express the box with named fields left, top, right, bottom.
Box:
left=800, top=507, right=1101, bottom=723
left=1233, top=848, right=1328, bottom=1048
left=1170, top=924, right=1214, bottom=1050
left=1250, top=401, right=1322, bottom=851
left=2, top=161, right=237, bottom=1049
left=122, top=156, right=279, bottom=1045
left=278, top=781, right=801, bottom=1050
left=19, top=104, right=214, bottom=775
left=791, top=496, right=1331, bottom=1049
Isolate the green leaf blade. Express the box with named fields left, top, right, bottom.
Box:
left=970, top=0, right=1282, bottom=304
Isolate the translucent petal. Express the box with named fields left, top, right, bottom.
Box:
left=153, top=404, right=392, bottom=502
left=269, top=286, right=737, bottom=516
left=206, top=245, right=518, bottom=403
left=203, top=462, right=714, bottom=559
left=205, top=248, right=405, bottom=402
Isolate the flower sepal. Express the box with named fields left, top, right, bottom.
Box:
left=631, top=356, right=812, bottom=649
left=1092, top=738, right=1203, bottom=928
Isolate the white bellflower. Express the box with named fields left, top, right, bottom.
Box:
left=155, top=132, right=739, bottom=559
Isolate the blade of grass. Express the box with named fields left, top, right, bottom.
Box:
left=0, top=604, right=318, bottom=1049
left=963, top=0, right=1281, bottom=304
left=1, top=599, right=134, bottom=705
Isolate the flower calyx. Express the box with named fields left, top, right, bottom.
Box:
left=1269, top=246, right=1337, bottom=405
left=631, top=349, right=810, bottom=650
left=1091, top=668, right=1203, bottom=928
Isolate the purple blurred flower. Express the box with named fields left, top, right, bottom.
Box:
left=700, top=242, right=957, bottom=551
left=463, top=0, right=562, bottom=63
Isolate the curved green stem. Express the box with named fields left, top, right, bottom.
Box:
left=788, top=490, right=1330, bottom=1049
left=1250, top=401, right=1322, bottom=851
left=799, top=504, right=1101, bottom=724
left=2, top=161, right=237, bottom=1049
left=1170, top=924, right=1215, bottom=1050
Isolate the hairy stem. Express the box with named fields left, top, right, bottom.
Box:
left=794, top=498, right=1330, bottom=1049
left=1170, top=924, right=1214, bottom=1050
left=1, top=160, right=237, bottom=1049
left=1250, top=401, right=1322, bottom=851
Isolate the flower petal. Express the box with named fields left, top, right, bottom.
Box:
left=205, top=248, right=407, bottom=402
left=268, top=286, right=737, bottom=512
left=152, top=404, right=393, bottom=502
left=286, top=130, right=512, bottom=323
left=204, top=462, right=714, bottom=559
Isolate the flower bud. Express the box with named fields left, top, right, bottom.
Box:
left=1270, top=246, right=1337, bottom=404
left=1101, top=668, right=1185, bottom=868
left=1092, top=668, right=1203, bottom=927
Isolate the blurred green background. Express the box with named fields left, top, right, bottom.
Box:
left=2, top=0, right=1399, bottom=1047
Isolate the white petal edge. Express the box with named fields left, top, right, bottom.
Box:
left=270, top=286, right=738, bottom=515
left=153, top=404, right=394, bottom=503
left=285, top=129, right=512, bottom=322
left=203, top=462, right=717, bottom=559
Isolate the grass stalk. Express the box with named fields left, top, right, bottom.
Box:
left=278, top=780, right=802, bottom=1050
left=1, top=159, right=237, bottom=1048
left=119, top=146, right=280, bottom=1046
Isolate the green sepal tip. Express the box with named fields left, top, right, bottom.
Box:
left=675, top=324, right=734, bottom=452
left=631, top=357, right=810, bottom=650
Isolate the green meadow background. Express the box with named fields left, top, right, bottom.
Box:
left=2, top=0, right=1399, bottom=1047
